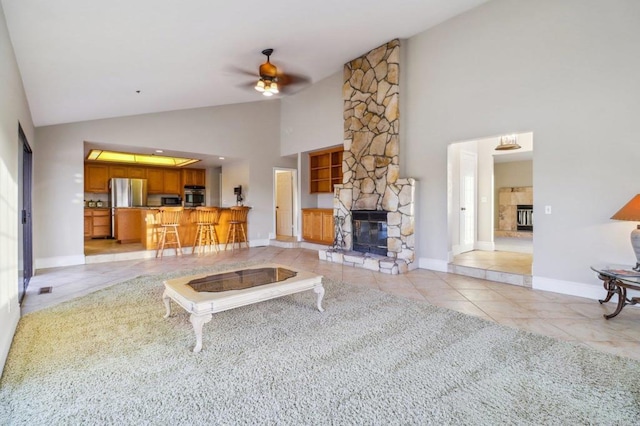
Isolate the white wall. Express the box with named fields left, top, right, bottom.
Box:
left=0, top=2, right=35, bottom=375
left=34, top=100, right=294, bottom=267
left=221, top=161, right=249, bottom=207
left=281, top=72, right=343, bottom=210
left=405, top=0, right=640, bottom=293
left=280, top=72, right=343, bottom=156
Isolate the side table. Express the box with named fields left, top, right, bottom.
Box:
left=591, top=264, right=640, bottom=319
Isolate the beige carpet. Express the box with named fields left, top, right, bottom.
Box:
left=1, top=261, right=639, bottom=424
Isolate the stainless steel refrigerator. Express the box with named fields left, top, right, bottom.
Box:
left=109, top=178, right=148, bottom=237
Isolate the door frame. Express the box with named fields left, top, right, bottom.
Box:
left=272, top=167, right=298, bottom=239
left=18, top=123, right=33, bottom=304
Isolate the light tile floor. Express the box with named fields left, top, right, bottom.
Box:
left=452, top=250, right=532, bottom=275
left=23, top=247, right=640, bottom=361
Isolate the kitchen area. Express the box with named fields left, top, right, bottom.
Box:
left=83, top=152, right=233, bottom=258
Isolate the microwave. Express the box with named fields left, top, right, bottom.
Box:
left=184, top=185, right=205, bottom=207
left=161, top=196, right=181, bottom=206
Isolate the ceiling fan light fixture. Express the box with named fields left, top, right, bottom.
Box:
left=262, top=90, right=274, bottom=97
left=270, top=82, right=279, bottom=94
left=254, top=79, right=265, bottom=92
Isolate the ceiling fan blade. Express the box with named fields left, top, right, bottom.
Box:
left=277, top=72, right=311, bottom=87
left=225, top=65, right=257, bottom=78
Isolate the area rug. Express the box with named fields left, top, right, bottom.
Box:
left=1, top=261, right=639, bottom=425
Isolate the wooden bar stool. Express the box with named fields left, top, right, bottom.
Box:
left=225, top=206, right=250, bottom=251
left=156, top=206, right=184, bottom=258
left=193, top=207, right=220, bottom=255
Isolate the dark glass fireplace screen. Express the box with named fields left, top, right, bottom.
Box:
left=517, top=204, right=533, bottom=231
left=352, top=210, right=388, bottom=256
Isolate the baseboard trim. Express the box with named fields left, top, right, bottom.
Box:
left=418, top=257, right=448, bottom=272
left=249, top=239, right=271, bottom=248
left=494, top=243, right=533, bottom=254
left=475, top=241, right=495, bottom=251
left=532, top=276, right=603, bottom=300
left=300, top=241, right=331, bottom=251
left=35, top=254, right=85, bottom=270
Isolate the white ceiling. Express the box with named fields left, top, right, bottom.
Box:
left=2, top=0, right=488, bottom=128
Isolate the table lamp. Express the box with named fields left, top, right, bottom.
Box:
left=611, top=194, right=640, bottom=271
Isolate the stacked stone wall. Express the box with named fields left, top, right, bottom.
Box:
left=328, top=39, right=416, bottom=272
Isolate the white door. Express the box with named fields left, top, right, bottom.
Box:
left=459, top=151, right=477, bottom=253
left=276, top=171, right=294, bottom=237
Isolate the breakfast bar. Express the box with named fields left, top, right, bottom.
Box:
left=141, top=207, right=241, bottom=250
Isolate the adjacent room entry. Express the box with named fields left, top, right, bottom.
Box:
left=18, top=124, right=33, bottom=304
left=274, top=169, right=296, bottom=238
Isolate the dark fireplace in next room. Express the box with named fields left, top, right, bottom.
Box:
left=517, top=204, right=533, bottom=231
left=352, top=210, right=388, bottom=256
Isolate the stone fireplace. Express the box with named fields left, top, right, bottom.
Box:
left=496, top=186, right=533, bottom=236
left=319, top=39, right=417, bottom=274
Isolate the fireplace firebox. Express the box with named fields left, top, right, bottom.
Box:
left=517, top=204, right=533, bottom=231
left=352, top=210, right=388, bottom=255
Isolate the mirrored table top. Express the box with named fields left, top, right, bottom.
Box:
left=187, top=267, right=297, bottom=292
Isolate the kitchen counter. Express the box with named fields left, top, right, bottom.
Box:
left=141, top=207, right=247, bottom=249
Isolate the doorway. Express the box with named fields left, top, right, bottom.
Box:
left=447, top=132, right=534, bottom=276
left=18, top=124, right=33, bottom=304
left=274, top=169, right=297, bottom=239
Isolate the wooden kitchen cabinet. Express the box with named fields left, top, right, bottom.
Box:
left=109, top=165, right=128, bottom=178
left=114, top=208, right=142, bottom=243
left=309, top=146, right=343, bottom=193
left=163, top=169, right=182, bottom=194
left=182, top=168, right=205, bottom=186
left=146, top=168, right=164, bottom=193
left=301, top=208, right=334, bottom=245
left=147, top=168, right=181, bottom=194
left=84, top=210, right=92, bottom=238
left=85, top=162, right=196, bottom=195
left=85, top=208, right=111, bottom=238
left=127, top=166, right=146, bottom=179
left=84, top=164, right=110, bottom=193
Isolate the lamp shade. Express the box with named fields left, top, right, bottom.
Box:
left=611, top=194, right=640, bottom=221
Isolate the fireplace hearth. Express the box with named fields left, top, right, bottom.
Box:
left=352, top=210, right=388, bottom=256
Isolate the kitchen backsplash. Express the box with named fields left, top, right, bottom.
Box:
left=84, top=193, right=172, bottom=207
left=84, top=193, right=108, bottom=207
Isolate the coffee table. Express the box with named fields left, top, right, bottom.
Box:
left=162, top=263, right=325, bottom=352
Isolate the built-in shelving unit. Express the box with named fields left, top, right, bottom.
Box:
left=309, top=146, right=343, bottom=193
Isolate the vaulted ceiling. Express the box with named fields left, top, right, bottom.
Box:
left=2, top=0, right=488, bottom=127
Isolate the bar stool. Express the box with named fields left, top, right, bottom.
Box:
left=156, top=206, right=184, bottom=258
left=225, top=206, right=250, bottom=251
left=193, top=207, right=220, bottom=254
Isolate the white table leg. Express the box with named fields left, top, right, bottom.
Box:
left=162, top=290, right=172, bottom=318
left=314, top=284, right=325, bottom=312
left=190, top=313, right=213, bottom=353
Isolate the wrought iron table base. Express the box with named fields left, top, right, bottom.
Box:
left=597, top=274, right=640, bottom=319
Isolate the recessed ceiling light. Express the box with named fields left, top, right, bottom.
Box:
left=155, top=150, right=164, bottom=153
left=218, top=157, right=225, bottom=160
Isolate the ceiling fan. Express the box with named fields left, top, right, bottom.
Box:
left=232, top=48, right=311, bottom=97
